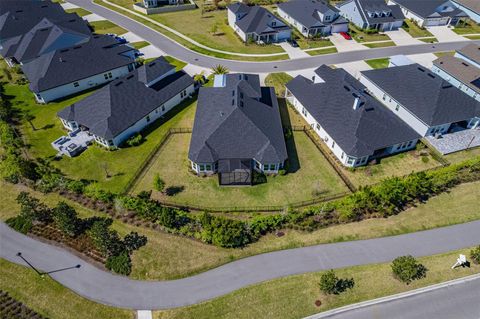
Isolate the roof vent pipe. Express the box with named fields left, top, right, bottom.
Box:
left=353, top=96, right=361, bottom=110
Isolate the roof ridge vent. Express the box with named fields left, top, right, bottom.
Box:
left=417, top=67, right=425, bottom=72
left=427, top=73, right=435, bottom=79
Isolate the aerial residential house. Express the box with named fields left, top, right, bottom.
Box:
left=142, top=0, right=183, bottom=7
left=432, top=55, right=480, bottom=102
left=57, top=57, right=194, bottom=148
left=21, top=35, right=136, bottom=104
left=336, top=0, right=405, bottom=31
left=388, top=0, right=468, bottom=26
left=277, top=0, right=348, bottom=37
left=360, top=64, right=480, bottom=138
left=188, top=73, right=288, bottom=186
left=451, top=0, right=480, bottom=23
left=227, top=3, right=292, bottom=43
left=285, top=65, right=420, bottom=167
left=455, top=43, right=480, bottom=69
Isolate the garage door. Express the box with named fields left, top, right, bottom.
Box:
left=331, top=23, right=349, bottom=33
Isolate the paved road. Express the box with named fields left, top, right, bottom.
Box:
left=2, top=221, right=480, bottom=309
left=70, top=0, right=480, bottom=72
left=306, top=275, right=480, bottom=319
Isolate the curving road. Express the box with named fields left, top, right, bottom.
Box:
left=70, top=0, right=480, bottom=72
left=1, top=221, right=480, bottom=309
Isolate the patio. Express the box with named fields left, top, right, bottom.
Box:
left=425, top=128, right=480, bottom=155
left=51, top=130, right=94, bottom=157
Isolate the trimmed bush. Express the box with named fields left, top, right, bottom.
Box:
left=153, top=174, right=165, bottom=192
left=105, top=251, right=131, bottom=275
left=391, top=255, right=427, bottom=284
left=52, top=202, right=80, bottom=237
left=470, top=246, right=480, bottom=264
left=6, top=215, right=33, bottom=234
left=125, top=133, right=143, bottom=147
left=319, top=270, right=355, bottom=295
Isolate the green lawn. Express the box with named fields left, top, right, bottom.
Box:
left=307, top=47, right=338, bottom=56
left=133, top=131, right=349, bottom=209
left=363, top=41, right=396, bottom=48
left=164, top=56, right=188, bottom=71
left=402, top=19, right=434, bottom=38
left=444, top=147, right=480, bottom=165
left=130, top=41, right=150, bottom=49
left=453, top=20, right=480, bottom=35
left=89, top=20, right=127, bottom=35
left=348, top=24, right=391, bottom=42
left=265, top=73, right=293, bottom=97
left=65, top=7, right=92, bottom=17
left=418, top=37, right=438, bottom=43
left=154, top=248, right=480, bottom=319
left=365, top=58, right=389, bottom=69
left=465, top=35, right=480, bottom=40
left=0, top=259, right=132, bottom=319
left=434, top=51, right=455, bottom=57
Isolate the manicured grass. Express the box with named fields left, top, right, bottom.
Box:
left=89, top=20, right=127, bottom=35
left=363, top=41, right=396, bottom=48
left=0, top=259, right=132, bottom=319
left=365, top=58, right=389, bottom=69
left=453, top=20, right=480, bottom=35
left=65, top=7, right=92, bottom=17
left=444, top=147, right=480, bottom=165
left=130, top=41, right=150, bottom=49
left=154, top=248, right=480, bottom=319
left=307, top=47, right=338, bottom=56
left=465, top=35, right=480, bottom=40
left=133, top=131, right=349, bottom=208
left=164, top=55, right=188, bottom=71
left=348, top=24, right=391, bottom=42
left=402, top=19, right=433, bottom=38
left=434, top=51, right=455, bottom=57
left=296, top=36, right=334, bottom=50
left=418, top=37, right=438, bottom=43
left=265, top=72, right=293, bottom=97
left=2, top=180, right=479, bottom=280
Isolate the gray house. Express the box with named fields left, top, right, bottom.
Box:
left=452, top=0, right=480, bottom=23
left=188, top=73, right=288, bottom=185
left=285, top=65, right=420, bottom=167
left=58, top=57, right=194, bottom=148
left=227, top=3, right=292, bottom=43
left=336, top=0, right=405, bottom=31
left=277, top=0, right=349, bottom=37
left=388, top=0, right=468, bottom=27
left=21, top=35, right=136, bottom=103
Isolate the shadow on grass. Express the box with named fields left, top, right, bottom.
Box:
left=278, top=98, right=300, bottom=173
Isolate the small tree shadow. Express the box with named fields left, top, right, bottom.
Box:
left=165, top=186, right=185, bottom=196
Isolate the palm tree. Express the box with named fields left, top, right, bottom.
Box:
left=211, top=65, right=229, bottom=75
left=193, top=71, right=206, bottom=86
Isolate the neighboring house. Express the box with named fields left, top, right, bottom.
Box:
left=0, top=16, right=92, bottom=65
left=142, top=0, right=183, bottom=7
left=21, top=35, right=136, bottom=104
left=58, top=57, right=194, bottom=148
left=455, top=43, right=480, bottom=69
left=277, top=0, right=348, bottom=37
left=336, top=0, right=405, bottom=31
left=432, top=55, right=480, bottom=102
left=188, top=73, right=288, bottom=186
left=452, top=0, right=480, bottom=23
left=388, top=0, right=468, bottom=27
left=227, top=3, right=292, bottom=43
left=285, top=65, right=420, bottom=168
left=360, top=64, right=480, bottom=137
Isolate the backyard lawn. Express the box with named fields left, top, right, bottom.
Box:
left=453, top=20, right=480, bottom=35
left=402, top=19, right=433, bottom=37
left=444, top=147, right=480, bottom=165
left=348, top=24, right=391, bottom=42
left=132, top=131, right=349, bottom=209
left=89, top=20, right=127, bottom=35
left=365, top=58, right=389, bottom=69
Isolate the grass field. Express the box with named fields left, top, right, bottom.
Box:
left=164, top=56, right=188, bottom=71
left=89, top=20, right=127, bottom=35
left=2, top=180, right=479, bottom=280
left=349, top=24, right=391, bottom=42
left=265, top=72, right=293, bottom=97
left=296, top=37, right=335, bottom=50
left=453, top=20, right=480, bottom=35
left=363, top=41, right=396, bottom=48
left=133, top=131, right=349, bottom=208
left=154, top=248, right=480, bottom=319
left=444, top=148, right=480, bottom=165
left=307, top=47, right=338, bottom=56
left=465, top=35, right=480, bottom=40
left=130, top=41, right=150, bottom=49
left=65, top=7, right=92, bottom=17
left=0, top=259, right=132, bottom=319
left=365, top=58, right=389, bottom=69
left=402, top=19, right=433, bottom=38
left=434, top=51, right=455, bottom=57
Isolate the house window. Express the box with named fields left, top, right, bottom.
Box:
left=325, top=15, right=330, bottom=21
left=199, top=164, right=205, bottom=171
left=73, top=81, right=79, bottom=87
left=332, top=141, right=335, bottom=148
left=347, top=157, right=354, bottom=165
left=316, top=123, right=321, bottom=130
left=192, top=162, right=197, bottom=170
left=407, top=141, right=413, bottom=147
left=104, top=72, right=113, bottom=80
left=302, top=107, right=307, bottom=116
left=214, top=162, right=218, bottom=170
left=161, top=105, right=165, bottom=112
left=269, top=164, right=276, bottom=171
left=382, top=94, right=386, bottom=101
left=146, top=115, right=150, bottom=122
left=341, top=152, right=344, bottom=159
left=395, top=104, right=400, bottom=111
left=255, top=161, right=260, bottom=169
left=206, top=164, right=212, bottom=171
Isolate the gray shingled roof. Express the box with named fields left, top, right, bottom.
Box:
left=453, top=0, right=480, bottom=13
left=391, top=0, right=468, bottom=19
left=278, top=0, right=347, bottom=28
left=21, top=35, right=135, bottom=93
left=286, top=65, right=419, bottom=158
left=228, top=3, right=290, bottom=35
left=457, top=43, right=480, bottom=65
left=189, top=73, right=288, bottom=164
left=342, top=0, right=405, bottom=24
left=361, top=64, right=480, bottom=126
left=137, top=58, right=175, bottom=85
left=57, top=57, right=194, bottom=140
left=433, top=55, right=480, bottom=94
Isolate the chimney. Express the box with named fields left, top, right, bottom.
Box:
left=353, top=96, right=361, bottom=110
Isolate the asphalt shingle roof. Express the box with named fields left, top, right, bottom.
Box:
left=286, top=65, right=420, bottom=158
left=361, top=64, right=480, bottom=126
left=391, top=0, right=467, bottom=18
left=228, top=3, right=290, bottom=35
left=433, top=55, right=480, bottom=94
left=453, top=0, right=480, bottom=13
left=278, top=0, right=347, bottom=28
left=57, top=57, right=194, bottom=140
left=189, top=73, right=288, bottom=164
left=346, top=0, right=405, bottom=24
left=457, top=43, right=480, bottom=65
left=21, top=35, right=135, bottom=92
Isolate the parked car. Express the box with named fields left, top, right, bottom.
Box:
left=288, top=39, right=299, bottom=47
left=339, top=32, right=352, bottom=40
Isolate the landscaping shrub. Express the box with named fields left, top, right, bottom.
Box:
left=319, top=270, right=355, bottom=295
left=84, top=183, right=115, bottom=203
left=87, top=219, right=123, bottom=256
left=470, top=246, right=480, bottom=264
left=123, top=232, right=148, bottom=252
left=105, top=251, right=131, bottom=275
left=200, top=213, right=251, bottom=248
left=52, top=202, right=80, bottom=237
left=6, top=215, right=33, bottom=234
left=66, top=180, right=87, bottom=194
left=153, top=174, right=165, bottom=192
left=125, top=133, right=143, bottom=147
left=391, top=255, right=427, bottom=284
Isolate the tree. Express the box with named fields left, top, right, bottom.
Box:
left=153, top=174, right=165, bottom=192
left=87, top=219, right=123, bottom=256
left=470, top=246, right=480, bottom=264
left=391, top=255, right=427, bottom=284
left=16, top=192, right=51, bottom=223
left=193, top=71, right=206, bottom=86
left=52, top=202, right=80, bottom=237
left=105, top=251, right=131, bottom=275
left=123, top=232, right=147, bottom=252
left=319, top=270, right=355, bottom=295
left=211, top=65, right=229, bottom=75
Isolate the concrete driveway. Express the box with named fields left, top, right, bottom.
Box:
left=279, top=42, right=309, bottom=59
left=427, top=26, right=466, bottom=42
left=329, top=33, right=367, bottom=52
left=383, top=29, right=422, bottom=46
left=407, top=53, right=438, bottom=68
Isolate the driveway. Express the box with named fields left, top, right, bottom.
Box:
left=279, top=42, right=309, bottom=59
left=2, top=220, right=480, bottom=309
left=427, top=26, right=466, bottom=42
left=406, top=53, right=438, bottom=68
left=383, top=29, right=422, bottom=46
left=329, top=33, right=367, bottom=52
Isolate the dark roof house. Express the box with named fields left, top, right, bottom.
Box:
left=456, top=43, right=480, bottom=66
left=433, top=55, right=480, bottom=96
left=390, top=0, right=468, bottom=25
left=337, top=0, right=405, bottom=30
left=286, top=65, right=419, bottom=159
left=189, top=73, right=288, bottom=168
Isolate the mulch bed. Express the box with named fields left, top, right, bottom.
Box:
left=0, top=290, right=47, bottom=319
